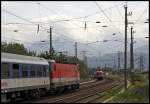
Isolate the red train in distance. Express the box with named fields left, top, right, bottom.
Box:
left=94, top=67, right=104, bottom=80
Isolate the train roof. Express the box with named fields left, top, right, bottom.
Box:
left=1, top=52, right=49, bottom=65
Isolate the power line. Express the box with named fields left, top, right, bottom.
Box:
left=2, top=8, right=37, bottom=25
left=49, top=2, right=125, bottom=23
left=115, top=5, right=124, bottom=35
left=2, top=8, right=83, bottom=44
left=2, top=22, right=109, bottom=30
left=52, top=28, right=100, bottom=45
left=94, top=1, right=123, bottom=36
left=2, top=29, right=87, bottom=48
left=4, top=18, right=146, bottom=27
left=2, top=7, right=50, bottom=36
left=35, top=1, right=125, bottom=33
left=132, top=2, right=139, bottom=12
left=2, top=3, right=126, bottom=43
left=2, top=2, right=141, bottom=57
left=36, top=2, right=63, bottom=24
left=35, top=2, right=93, bottom=40
left=2, top=29, right=46, bottom=31
left=36, top=2, right=56, bottom=14
left=2, top=32, right=71, bottom=45
left=36, top=2, right=84, bottom=29
left=134, top=5, right=148, bottom=24
left=115, top=5, right=124, bottom=21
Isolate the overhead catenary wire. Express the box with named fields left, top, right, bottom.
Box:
left=36, top=2, right=84, bottom=29
left=2, top=8, right=85, bottom=44
left=35, top=1, right=126, bottom=34
left=115, top=5, right=124, bottom=21
left=2, top=35, right=74, bottom=46
left=129, top=2, right=140, bottom=23
left=2, top=8, right=54, bottom=34
left=2, top=6, right=86, bottom=43
left=36, top=2, right=56, bottom=14
left=35, top=1, right=60, bottom=24
left=1, top=1, right=130, bottom=41
left=94, top=1, right=123, bottom=36
left=45, top=2, right=126, bottom=23
left=2, top=2, right=148, bottom=57
left=131, top=2, right=139, bottom=12
left=4, top=18, right=146, bottom=27
left=2, top=7, right=48, bottom=42
left=134, top=5, right=148, bottom=24
left=2, top=29, right=122, bottom=57
left=2, top=8, right=37, bottom=25
left=115, top=4, right=124, bottom=34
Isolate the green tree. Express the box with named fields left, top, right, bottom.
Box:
left=1, top=42, right=36, bottom=56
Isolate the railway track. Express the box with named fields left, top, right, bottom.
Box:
left=19, top=78, right=123, bottom=103
left=47, top=79, right=121, bottom=103
left=28, top=78, right=122, bottom=103
left=21, top=79, right=99, bottom=103
left=76, top=83, right=124, bottom=103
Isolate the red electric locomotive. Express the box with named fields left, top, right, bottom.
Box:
left=49, top=61, right=80, bottom=93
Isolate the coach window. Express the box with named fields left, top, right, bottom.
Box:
left=37, top=66, right=42, bottom=77
left=22, top=64, right=28, bottom=78
left=43, top=66, right=47, bottom=77
left=1, top=63, right=9, bottom=79
left=13, top=63, right=19, bottom=78
left=30, top=65, right=36, bottom=77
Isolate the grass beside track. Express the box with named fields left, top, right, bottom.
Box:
left=110, top=80, right=149, bottom=103
left=99, top=73, right=149, bottom=103
left=96, top=74, right=149, bottom=103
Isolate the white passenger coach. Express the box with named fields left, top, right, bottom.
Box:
left=1, top=52, right=50, bottom=102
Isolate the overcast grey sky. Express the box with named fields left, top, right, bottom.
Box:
left=1, top=1, right=149, bottom=56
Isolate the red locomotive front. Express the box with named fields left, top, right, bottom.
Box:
left=50, top=62, right=80, bottom=92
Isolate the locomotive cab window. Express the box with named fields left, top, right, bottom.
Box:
left=13, top=63, right=19, bottom=78
left=1, top=63, right=9, bottom=79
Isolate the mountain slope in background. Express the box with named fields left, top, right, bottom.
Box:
left=87, top=44, right=149, bottom=70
